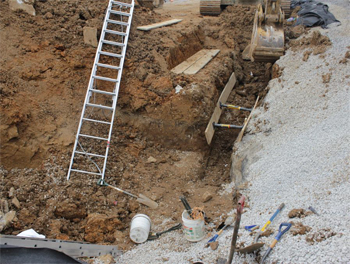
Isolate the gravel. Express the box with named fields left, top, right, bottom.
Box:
left=113, top=1, right=350, bottom=263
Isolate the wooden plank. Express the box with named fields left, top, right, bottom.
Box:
left=183, top=49, right=220, bottom=75
left=205, top=73, right=237, bottom=145
left=171, top=49, right=208, bottom=74
left=137, top=19, right=182, bottom=31
left=235, top=96, right=259, bottom=143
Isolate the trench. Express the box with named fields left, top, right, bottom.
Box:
left=0, top=2, right=275, bottom=252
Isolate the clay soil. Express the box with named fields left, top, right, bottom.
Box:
left=1, top=0, right=272, bottom=251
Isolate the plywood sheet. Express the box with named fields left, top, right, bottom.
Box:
left=137, top=19, right=182, bottom=31
left=171, top=49, right=220, bottom=75
left=171, top=49, right=208, bottom=74
left=183, top=49, right=220, bottom=75
left=204, top=73, right=237, bottom=145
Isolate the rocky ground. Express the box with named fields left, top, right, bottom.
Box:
left=1, top=0, right=349, bottom=263
left=1, top=0, right=270, bottom=252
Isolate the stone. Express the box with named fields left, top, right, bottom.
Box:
left=8, top=187, right=15, bottom=198
left=96, top=254, right=115, bottom=264
left=146, top=156, right=157, bottom=164
left=12, top=197, right=21, bottom=209
left=202, top=191, right=213, bottom=203
left=83, top=27, right=98, bottom=47
left=7, top=125, right=19, bottom=140
left=9, top=0, right=36, bottom=16
left=0, top=211, right=16, bottom=232
left=0, top=199, right=9, bottom=213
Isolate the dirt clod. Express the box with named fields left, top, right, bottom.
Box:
left=288, top=208, right=306, bottom=218
left=290, top=222, right=312, bottom=236
left=306, top=228, right=337, bottom=244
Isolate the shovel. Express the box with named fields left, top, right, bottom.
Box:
left=97, top=179, right=158, bottom=209
left=237, top=203, right=285, bottom=254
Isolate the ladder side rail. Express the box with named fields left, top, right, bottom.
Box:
left=67, top=0, right=114, bottom=180
left=100, top=0, right=135, bottom=180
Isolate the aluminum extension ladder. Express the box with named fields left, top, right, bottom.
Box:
left=67, top=0, right=134, bottom=180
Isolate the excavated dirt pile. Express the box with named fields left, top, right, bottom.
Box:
left=1, top=0, right=272, bottom=250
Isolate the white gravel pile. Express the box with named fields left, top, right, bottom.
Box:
left=114, top=1, right=350, bottom=263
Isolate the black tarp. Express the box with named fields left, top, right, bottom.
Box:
left=291, top=0, right=340, bottom=28
left=0, top=245, right=86, bottom=264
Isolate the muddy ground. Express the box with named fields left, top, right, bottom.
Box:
left=1, top=0, right=275, bottom=251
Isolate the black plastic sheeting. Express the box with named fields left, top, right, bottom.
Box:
left=0, top=245, right=87, bottom=264
left=291, top=0, right=340, bottom=28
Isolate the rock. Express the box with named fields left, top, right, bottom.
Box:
left=202, top=191, right=213, bottom=203
left=44, top=12, right=53, bottom=19
left=12, top=197, right=21, bottom=209
left=7, top=125, right=19, bottom=140
left=8, top=187, right=15, bottom=198
left=0, top=199, right=9, bottom=213
left=146, top=156, right=157, bottom=164
left=83, top=27, right=98, bottom=47
left=0, top=211, right=16, bottom=232
left=54, top=200, right=87, bottom=220
left=96, top=254, right=115, bottom=264
left=9, top=0, right=36, bottom=16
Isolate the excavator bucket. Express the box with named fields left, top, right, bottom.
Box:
left=244, top=0, right=286, bottom=62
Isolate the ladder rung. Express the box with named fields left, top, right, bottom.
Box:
left=89, top=89, right=116, bottom=96
left=109, top=10, right=131, bottom=17
left=79, top=133, right=109, bottom=141
left=75, top=151, right=106, bottom=158
left=111, top=1, right=133, bottom=8
left=96, top=63, right=121, bottom=71
left=102, top=39, right=125, bottom=47
left=82, top=118, right=112, bottom=125
left=86, top=103, right=114, bottom=111
left=92, top=75, right=118, bottom=82
left=99, top=51, right=123, bottom=58
left=106, top=19, right=129, bottom=27
left=70, top=169, right=102, bottom=176
left=104, top=29, right=127, bottom=37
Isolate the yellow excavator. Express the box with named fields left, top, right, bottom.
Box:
left=200, top=0, right=291, bottom=62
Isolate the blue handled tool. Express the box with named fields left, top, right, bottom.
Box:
left=237, top=203, right=285, bottom=254
left=254, top=203, right=285, bottom=243
left=207, top=216, right=234, bottom=245
left=245, top=225, right=259, bottom=232
left=260, top=222, right=292, bottom=264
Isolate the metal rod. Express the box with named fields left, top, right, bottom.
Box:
left=213, top=122, right=243, bottom=129
left=220, top=102, right=252, bottom=112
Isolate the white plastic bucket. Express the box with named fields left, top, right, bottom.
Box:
left=182, top=210, right=205, bottom=242
left=130, top=214, right=151, bottom=243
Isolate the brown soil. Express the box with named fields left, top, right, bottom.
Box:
left=306, top=228, right=337, bottom=244
left=290, top=221, right=312, bottom=236
left=0, top=0, right=273, bottom=251
left=289, top=30, right=332, bottom=55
